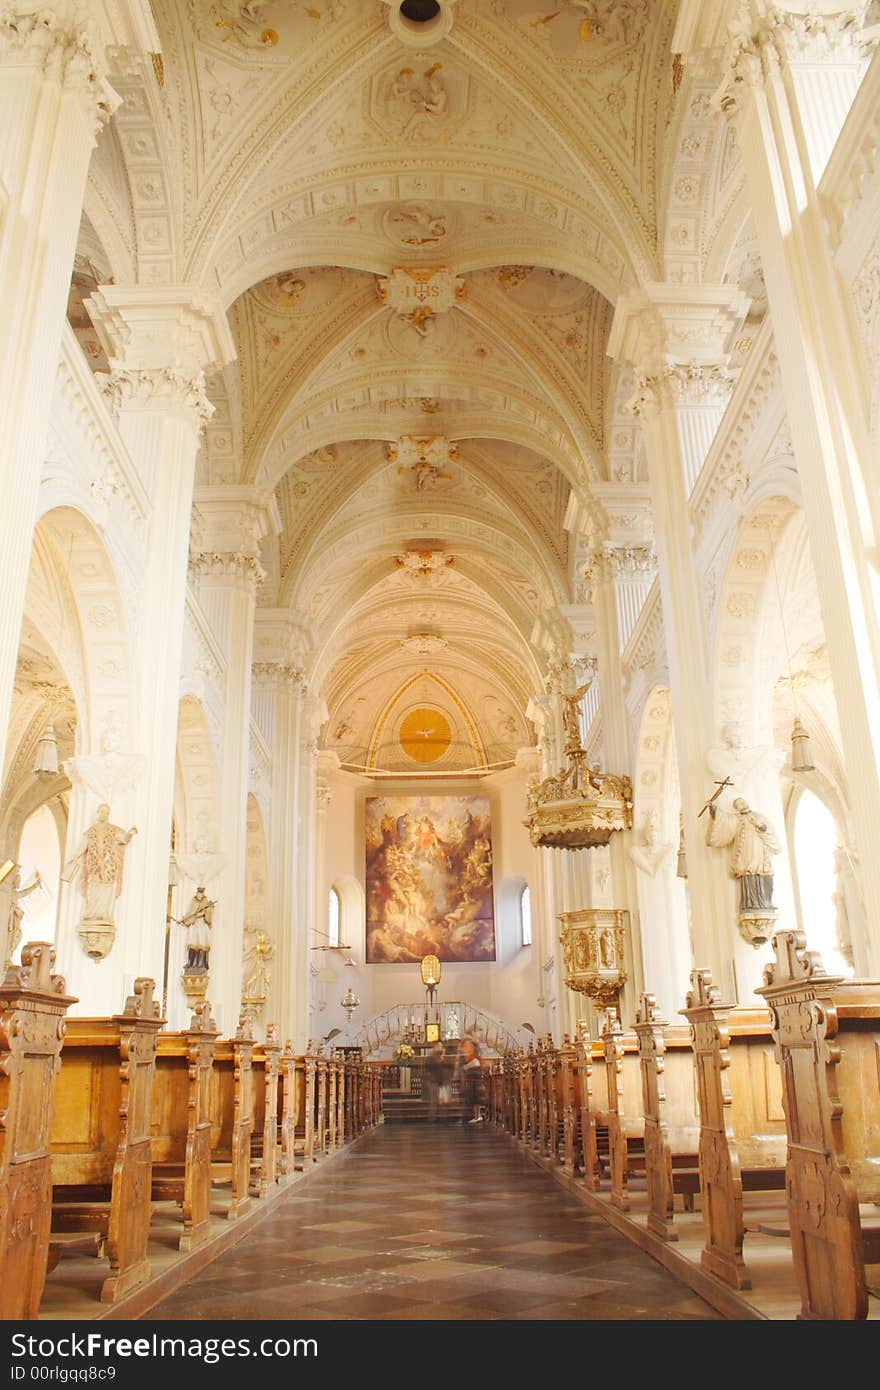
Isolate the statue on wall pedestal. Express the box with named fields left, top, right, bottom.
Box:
left=706, top=795, right=781, bottom=946
left=61, top=804, right=137, bottom=960
left=179, top=887, right=215, bottom=971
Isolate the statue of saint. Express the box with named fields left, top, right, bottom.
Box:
left=706, top=796, right=780, bottom=912
left=179, top=886, right=215, bottom=971
left=4, top=867, right=42, bottom=962
left=62, top=804, right=137, bottom=927
left=561, top=683, right=590, bottom=751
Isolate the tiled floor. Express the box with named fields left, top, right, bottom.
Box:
left=145, top=1124, right=721, bottom=1321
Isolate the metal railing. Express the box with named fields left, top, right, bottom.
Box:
left=345, top=1001, right=533, bottom=1057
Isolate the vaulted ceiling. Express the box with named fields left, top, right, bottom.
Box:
left=72, top=0, right=763, bottom=774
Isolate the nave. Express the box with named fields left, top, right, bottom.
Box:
left=146, top=1126, right=719, bottom=1323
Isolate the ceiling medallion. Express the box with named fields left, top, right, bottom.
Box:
left=387, top=435, right=458, bottom=491
left=399, top=706, right=452, bottom=763
left=382, top=0, right=458, bottom=48
left=377, top=267, right=466, bottom=338
left=524, top=689, right=633, bottom=850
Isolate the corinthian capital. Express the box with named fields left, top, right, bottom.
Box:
left=629, top=364, right=735, bottom=418
left=189, top=549, right=266, bottom=591
left=0, top=5, right=120, bottom=129
left=251, top=661, right=306, bottom=693
left=99, top=366, right=213, bottom=429
left=717, top=3, right=874, bottom=117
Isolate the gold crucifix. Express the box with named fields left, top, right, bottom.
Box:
left=698, top=777, right=733, bottom=818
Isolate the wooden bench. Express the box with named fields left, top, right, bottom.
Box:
left=758, top=929, right=880, bottom=1319
left=50, top=978, right=163, bottom=1301
left=633, top=993, right=701, bottom=1240
left=251, top=1025, right=281, bottom=1198
left=574, top=1026, right=604, bottom=1190
left=209, top=1019, right=254, bottom=1220
left=313, top=1046, right=328, bottom=1157
left=681, top=970, right=788, bottom=1290
left=596, top=1009, right=645, bottom=1211
left=278, top=1042, right=302, bottom=1174
left=0, top=942, right=76, bottom=1319
left=559, top=1038, right=581, bottom=1178
left=150, top=1001, right=219, bottom=1251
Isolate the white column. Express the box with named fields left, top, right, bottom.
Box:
left=84, top=288, right=235, bottom=996
left=191, top=488, right=278, bottom=1033
left=680, top=2, right=880, bottom=972
left=0, top=7, right=118, bottom=774
left=252, top=656, right=305, bottom=1045
left=609, top=285, right=750, bottom=994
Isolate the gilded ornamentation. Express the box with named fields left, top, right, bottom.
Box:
left=559, top=907, right=628, bottom=1006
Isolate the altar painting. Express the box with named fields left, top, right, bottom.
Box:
left=365, top=795, right=495, bottom=963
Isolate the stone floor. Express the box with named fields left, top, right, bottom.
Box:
left=145, top=1123, right=721, bottom=1321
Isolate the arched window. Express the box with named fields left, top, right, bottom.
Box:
left=328, top=886, right=340, bottom=948
left=15, top=802, right=61, bottom=949
left=520, top=884, right=532, bottom=947
left=793, top=789, right=851, bottom=976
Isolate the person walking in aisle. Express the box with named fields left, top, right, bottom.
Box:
left=459, top=1037, right=485, bottom=1124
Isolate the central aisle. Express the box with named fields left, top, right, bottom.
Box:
left=146, top=1126, right=720, bottom=1320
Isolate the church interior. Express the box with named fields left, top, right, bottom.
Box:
left=2, top=0, right=880, bottom=1327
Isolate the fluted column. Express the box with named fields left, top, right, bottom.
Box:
left=252, top=650, right=306, bottom=1044
left=0, top=5, right=118, bottom=778
left=609, top=286, right=750, bottom=993
left=83, top=288, right=235, bottom=992
left=585, top=545, right=657, bottom=1016
left=191, top=488, right=278, bottom=1032
left=677, top=2, right=880, bottom=971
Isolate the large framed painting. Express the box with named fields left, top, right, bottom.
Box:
left=365, top=794, right=496, bottom=963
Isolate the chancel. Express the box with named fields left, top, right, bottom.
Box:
left=1, top=0, right=880, bottom=1329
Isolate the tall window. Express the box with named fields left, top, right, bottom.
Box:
left=16, top=803, right=61, bottom=948
left=520, top=884, right=532, bottom=947
left=793, top=790, right=851, bottom=976
left=328, top=886, right=340, bottom=948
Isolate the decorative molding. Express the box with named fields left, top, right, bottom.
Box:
left=99, top=366, right=213, bottom=426
left=0, top=6, right=121, bottom=131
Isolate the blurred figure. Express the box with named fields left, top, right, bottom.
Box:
left=459, top=1038, right=485, bottom=1124
left=423, top=1040, right=451, bottom=1123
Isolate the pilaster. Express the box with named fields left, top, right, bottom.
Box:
left=189, top=487, right=279, bottom=1032
left=681, top=2, right=880, bottom=972
left=0, top=4, right=120, bottom=783
left=80, top=290, right=235, bottom=994
left=609, top=285, right=749, bottom=993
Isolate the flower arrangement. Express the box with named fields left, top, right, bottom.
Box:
left=395, top=1044, right=415, bottom=1061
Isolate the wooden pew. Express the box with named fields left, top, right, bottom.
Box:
left=50, top=978, right=163, bottom=1302
left=150, top=1001, right=219, bottom=1251
left=524, top=1046, right=538, bottom=1146
left=596, top=1009, right=644, bottom=1211
left=681, top=969, right=788, bottom=1290
left=313, top=1045, right=328, bottom=1157
left=251, top=1025, right=281, bottom=1198
left=633, top=993, right=701, bottom=1241
left=0, top=942, right=76, bottom=1319
left=574, top=1026, right=602, bottom=1190
left=335, top=1051, right=346, bottom=1147
left=758, top=929, right=880, bottom=1320
left=503, top=1054, right=517, bottom=1134
left=543, top=1038, right=562, bottom=1161
left=209, top=1018, right=254, bottom=1220
left=559, top=1038, right=581, bottom=1178
left=278, top=1041, right=301, bottom=1174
